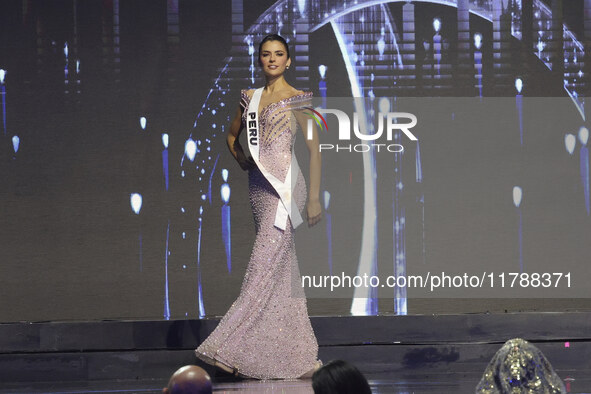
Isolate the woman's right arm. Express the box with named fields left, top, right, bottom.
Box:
left=226, top=102, right=256, bottom=171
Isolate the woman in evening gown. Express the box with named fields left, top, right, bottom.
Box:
left=195, top=34, right=322, bottom=380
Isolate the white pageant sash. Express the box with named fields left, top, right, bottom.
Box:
left=246, top=87, right=304, bottom=230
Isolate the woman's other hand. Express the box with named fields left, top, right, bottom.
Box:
left=306, top=198, right=322, bottom=227
left=236, top=151, right=257, bottom=171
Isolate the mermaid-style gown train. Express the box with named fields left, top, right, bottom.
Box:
left=195, top=91, right=319, bottom=379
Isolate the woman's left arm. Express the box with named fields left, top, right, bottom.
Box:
left=294, top=106, right=322, bottom=227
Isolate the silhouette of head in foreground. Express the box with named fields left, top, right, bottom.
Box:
left=312, top=359, right=371, bottom=394
left=162, top=365, right=212, bottom=394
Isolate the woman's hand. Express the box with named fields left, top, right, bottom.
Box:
left=235, top=150, right=257, bottom=171
left=306, top=198, right=322, bottom=227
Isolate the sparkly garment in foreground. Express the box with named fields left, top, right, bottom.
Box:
left=475, top=338, right=566, bottom=394
left=195, top=90, right=318, bottom=379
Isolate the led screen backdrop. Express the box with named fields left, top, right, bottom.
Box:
left=1, top=0, right=590, bottom=322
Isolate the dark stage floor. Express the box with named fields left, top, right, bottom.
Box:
left=2, top=313, right=591, bottom=393
left=2, top=373, right=591, bottom=394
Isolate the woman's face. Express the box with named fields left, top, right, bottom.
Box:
left=259, top=40, right=291, bottom=77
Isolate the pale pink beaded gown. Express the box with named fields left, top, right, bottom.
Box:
left=195, top=90, right=319, bottom=379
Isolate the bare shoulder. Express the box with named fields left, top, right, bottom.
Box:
left=284, top=88, right=308, bottom=100
left=292, top=88, right=306, bottom=97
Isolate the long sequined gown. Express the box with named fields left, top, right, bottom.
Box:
left=195, top=90, right=319, bottom=379
left=475, top=338, right=566, bottom=393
